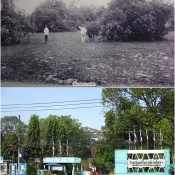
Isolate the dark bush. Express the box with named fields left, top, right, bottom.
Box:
left=1, top=1, right=34, bottom=45
left=86, top=22, right=101, bottom=39
left=51, top=170, right=65, bottom=175
left=99, top=0, right=173, bottom=41
left=30, top=1, right=99, bottom=33
left=100, top=8, right=126, bottom=41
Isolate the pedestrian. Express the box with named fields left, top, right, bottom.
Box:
left=44, top=25, right=49, bottom=44
left=79, top=26, right=87, bottom=43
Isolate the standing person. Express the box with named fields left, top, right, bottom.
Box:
left=44, top=25, right=49, bottom=44
left=79, top=26, right=87, bottom=43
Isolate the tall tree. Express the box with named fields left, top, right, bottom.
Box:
left=43, top=115, right=60, bottom=157
left=27, top=114, right=40, bottom=158
left=93, top=88, right=174, bottom=171
left=1, top=116, right=27, bottom=144
left=40, top=115, right=97, bottom=159
left=1, top=133, right=18, bottom=162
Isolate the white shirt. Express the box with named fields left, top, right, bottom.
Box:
left=79, top=26, right=87, bottom=35
left=44, top=27, right=49, bottom=35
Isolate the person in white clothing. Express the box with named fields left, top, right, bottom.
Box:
left=79, top=26, right=87, bottom=43
left=44, top=25, right=49, bottom=44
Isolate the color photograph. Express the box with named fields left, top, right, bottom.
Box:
left=0, top=88, right=174, bottom=174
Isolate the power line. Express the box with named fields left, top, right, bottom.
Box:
left=1, top=101, right=102, bottom=110
left=1, top=105, right=105, bottom=113
left=1, top=98, right=102, bottom=107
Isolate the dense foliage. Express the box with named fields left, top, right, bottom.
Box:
left=1, top=0, right=34, bottom=45
left=40, top=115, right=99, bottom=159
left=27, top=115, right=40, bottom=158
left=90, top=88, right=174, bottom=172
left=1, top=115, right=100, bottom=174
left=1, top=116, right=27, bottom=144
left=86, top=22, right=100, bottom=39
left=95, top=0, right=173, bottom=41
left=2, top=0, right=173, bottom=45
left=30, top=1, right=98, bottom=32
left=1, top=133, right=18, bottom=162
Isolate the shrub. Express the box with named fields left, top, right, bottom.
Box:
left=51, top=170, right=65, bottom=175
left=99, top=0, right=173, bottom=41
left=26, top=159, right=37, bottom=175
left=99, top=7, right=126, bottom=41
left=86, top=22, right=101, bottom=39
left=1, top=2, right=34, bottom=45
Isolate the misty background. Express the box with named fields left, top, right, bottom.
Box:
left=14, top=0, right=174, bottom=14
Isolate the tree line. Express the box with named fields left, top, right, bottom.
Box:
left=1, top=0, right=174, bottom=45
left=1, top=115, right=101, bottom=174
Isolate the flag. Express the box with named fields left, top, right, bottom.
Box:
left=89, top=163, right=96, bottom=172
left=140, top=129, right=143, bottom=143
left=134, top=130, right=137, bottom=142
left=128, top=130, right=131, bottom=143
left=52, top=143, right=55, bottom=156
left=146, top=129, right=149, bottom=141
left=66, top=140, right=69, bottom=155
left=153, top=131, right=156, bottom=142
left=160, top=129, right=163, bottom=141
left=59, top=141, right=62, bottom=155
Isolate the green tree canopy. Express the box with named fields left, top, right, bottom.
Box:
left=27, top=114, right=40, bottom=158
left=91, top=88, right=174, bottom=172
left=1, top=132, right=18, bottom=162
left=1, top=116, right=27, bottom=143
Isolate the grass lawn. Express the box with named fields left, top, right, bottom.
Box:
left=1, top=31, right=174, bottom=87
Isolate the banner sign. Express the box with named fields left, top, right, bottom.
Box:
left=128, top=159, right=165, bottom=168
left=52, top=167, right=63, bottom=171
left=115, top=149, right=170, bottom=175
left=10, top=163, right=17, bottom=175
left=0, top=163, right=7, bottom=175
left=19, top=163, right=27, bottom=175
left=0, top=157, right=3, bottom=163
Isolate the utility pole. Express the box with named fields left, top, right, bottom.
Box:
left=17, top=115, right=21, bottom=175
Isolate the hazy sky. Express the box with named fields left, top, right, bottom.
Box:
left=14, top=0, right=174, bottom=14
left=1, top=88, right=106, bottom=130
left=15, top=0, right=110, bottom=14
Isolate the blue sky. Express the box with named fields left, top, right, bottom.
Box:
left=1, top=88, right=106, bottom=130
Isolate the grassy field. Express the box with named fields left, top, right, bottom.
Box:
left=1, top=31, right=174, bottom=87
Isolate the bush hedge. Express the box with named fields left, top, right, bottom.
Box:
left=87, top=0, right=173, bottom=41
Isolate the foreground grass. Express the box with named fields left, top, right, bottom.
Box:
left=1, top=31, right=174, bottom=87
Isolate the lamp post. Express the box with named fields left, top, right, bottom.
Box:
left=17, top=115, right=21, bottom=175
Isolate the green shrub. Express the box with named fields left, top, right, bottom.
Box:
left=26, top=159, right=37, bottom=175
left=51, top=170, right=65, bottom=175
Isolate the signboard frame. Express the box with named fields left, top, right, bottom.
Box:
left=115, top=149, right=170, bottom=175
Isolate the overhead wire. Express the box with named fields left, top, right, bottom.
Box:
left=1, top=101, right=102, bottom=110
left=0, top=98, right=108, bottom=112
left=1, top=105, right=105, bottom=113
left=1, top=98, right=102, bottom=106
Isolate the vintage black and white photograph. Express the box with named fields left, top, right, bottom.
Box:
left=1, top=0, right=174, bottom=87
